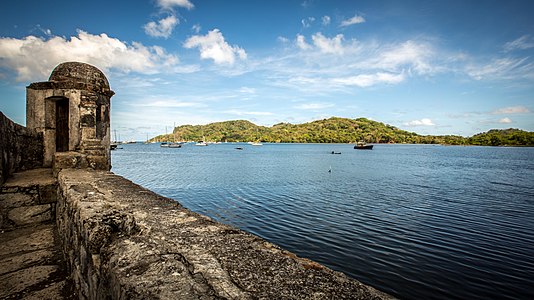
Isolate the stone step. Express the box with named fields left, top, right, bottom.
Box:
left=0, top=168, right=57, bottom=230
left=0, top=223, right=75, bottom=299
left=82, top=139, right=104, bottom=147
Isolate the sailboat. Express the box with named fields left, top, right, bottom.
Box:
left=161, top=127, right=182, bottom=148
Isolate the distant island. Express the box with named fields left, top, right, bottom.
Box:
left=152, top=117, right=534, bottom=146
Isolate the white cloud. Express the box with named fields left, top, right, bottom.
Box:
left=331, top=72, right=405, bottom=87
left=239, top=87, right=256, bottom=94
left=498, top=117, right=512, bottom=124
left=322, top=16, right=331, bottom=26
left=491, top=106, right=530, bottom=114
left=503, top=35, right=534, bottom=52
left=144, top=15, right=178, bottom=38
left=294, top=102, right=334, bottom=110
left=466, top=57, right=534, bottom=81
left=340, top=14, right=365, bottom=27
left=184, top=29, right=247, bottom=65
left=267, top=36, right=445, bottom=92
left=287, top=76, right=321, bottom=86
left=374, top=40, right=435, bottom=74
left=277, top=36, right=289, bottom=43
left=404, top=118, right=435, bottom=126
left=311, top=33, right=344, bottom=55
left=0, top=30, right=179, bottom=81
left=296, top=34, right=312, bottom=50
left=292, top=34, right=437, bottom=74
left=156, top=0, right=194, bottom=10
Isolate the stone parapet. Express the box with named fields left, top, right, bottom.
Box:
left=57, top=169, right=394, bottom=299
left=0, top=112, right=44, bottom=184
left=53, top=152, right=109, bottom=177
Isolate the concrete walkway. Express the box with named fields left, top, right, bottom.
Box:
left=0, top=169, right=74, bottom=299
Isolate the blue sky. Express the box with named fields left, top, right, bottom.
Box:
left=1, top=0, right=533, bottom=141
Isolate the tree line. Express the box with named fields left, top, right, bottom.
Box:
left=152, top=117, right=534, bottom=146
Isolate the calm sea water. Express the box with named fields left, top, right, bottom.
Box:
left=111, top=143, right=534, bottom=300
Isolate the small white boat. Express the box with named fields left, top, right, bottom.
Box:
left=195, top=141, right=208, bottom=146
left=251, top=142, right=263, bottom=146
left=168, top=143, right=182, bottom=148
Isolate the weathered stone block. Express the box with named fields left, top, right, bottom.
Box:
left=8, top=204, right=52, bottom=226
left=38, top=183, right=58, bottom=204
left=0, top=265, right=59, bottom=298
left=53, top=152, right=85, bottom=176
left=0, top=249, right=55, bottom=275
left=86, top=155, right=109, bottom=170
left=81, top=127, right=96, bottom=140
left=80, top=114, right=95, bottom=127
left=0, top=193, right=36, bottom=208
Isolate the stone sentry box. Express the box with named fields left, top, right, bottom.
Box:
left=26, top=62, right=114, bottom=173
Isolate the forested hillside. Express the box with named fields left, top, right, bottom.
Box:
left=151, top=117, right=533, bottom=146
left=468, top=129, right=534, bottom=146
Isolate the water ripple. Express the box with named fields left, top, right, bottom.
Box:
left=112, top=143, right=534, bottom=300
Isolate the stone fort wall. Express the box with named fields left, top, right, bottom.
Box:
left=56, top=168, right=393, bottom=299
left=0, top=112, right=43, bottom=184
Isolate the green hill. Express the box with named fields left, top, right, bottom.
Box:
left=152, top=117, right=533, bottom=146
left=468, top=128, right=534, bottom=146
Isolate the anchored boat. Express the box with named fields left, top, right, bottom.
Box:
left=354, top=141, right=373, bottom=150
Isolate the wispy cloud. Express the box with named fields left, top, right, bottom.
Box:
left=184, top=29, right=247, bottom=65
left=192, top=24, right=201, bottom=34
left=239, top=87, right=256, bottom=94
left=503, top=35, right=534, bottom=52
left=322, top=16, right=331, bottom=26
left=131, top=99, right=203, bottom=108
left=371, top=40, right=436, bottom=74
left=491, top=106, right=530, bottom=114
left=294, top=102, right=335, bottom=110
left=156, top=0, right=194, bottom=10
left=331, top=72, right=405, bottom=87
left=272, top=35, right=440, bottom=92
left=223, top=109, right=273, bottom=116
left=498, top=117, right=512, bottom=124
left=277, top=36, right=289, bottom=44
left=34, top=24, right=52, bottom=37
left=301, top=17, right=316, bottom=28
left=340, top=14, right=365, bottom=27
left=144, top=15, right=178, bottom=38
left=301, top=0, right=313, bottom=8
left=466, top=57, right=534, bottom=81
left=0, top=30, right=179, bottom=81
left=404, top=118, right=435, bottom=126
